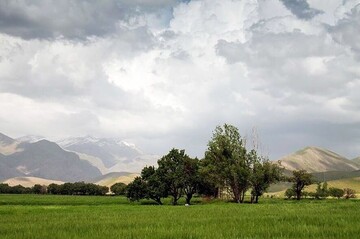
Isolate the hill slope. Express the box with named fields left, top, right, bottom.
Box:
left=278, top=147, right=360, bottom=173
left=0, top=132, right=102, bottom=182
left=92, top=172, right=139, bottom=187
left=2, top=176, right=64, bottom=187
left=57, top=136, right=158, bottom=173
left=352, top=157, right=360, bottom=165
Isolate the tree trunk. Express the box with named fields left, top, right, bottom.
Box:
left=156, top=198, right=163, bottom=205
left=240, top=190, right=245, bottom=203
left=172, top=196, right=178, bottom=205
left=186, top=193, right=192, bottom=205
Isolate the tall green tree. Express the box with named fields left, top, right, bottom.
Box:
left=289, top=170, right=313, bottom=200
left=126, top=177, right=147, bottom=202
left=157, top=148, right=188, bottom=205
left=183, top=157, right=200, bottom=204
left=204, top=124, right=249, bottom=203
left=141, top=166, right=168, bottom=205
left=249, top=151, right=282, bottom=203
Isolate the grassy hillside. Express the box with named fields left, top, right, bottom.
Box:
left=93, top=172, right=139, bottom=187
left=352, top=157, right=360, bottom=165
left=0, top=195, right=359, bottom=238
left=306, top=177, right=360, bottom=193
left=312, top=170, right=360, bottom=182
left=269, top=176, right=360, bottom=197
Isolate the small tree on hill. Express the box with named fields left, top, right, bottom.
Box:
left=289, top=170, right=313, bottom=200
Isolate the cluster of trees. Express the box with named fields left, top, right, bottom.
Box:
left=126, top=124, right=283, bottom=205
left=47, top=182, right=108, bottom=195
left=0, top=183, right=41, bottom=194
left=0, top=182, right=109, bottom=196
left=285, top=171, right=356, bottom=200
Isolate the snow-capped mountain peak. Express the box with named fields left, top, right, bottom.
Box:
left=16, top=135, right=45, bottom=143
left=57, top=135, right=149, bottom=171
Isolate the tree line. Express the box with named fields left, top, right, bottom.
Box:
left=125, top=124, right=357, bottom=205
left=126, top=124, right=283, bottom=205
left=0, top=182, right=109, bottom=196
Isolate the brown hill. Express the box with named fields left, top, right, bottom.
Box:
left=2, top=176, right=64, bottom=187
left=278, top=146, right=360, bottom=173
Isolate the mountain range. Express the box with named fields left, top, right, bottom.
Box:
left=1, top=131, right=360, bottom=188
left=0, top=132, right=157, bottom=184
left=0, top=133, right=101, bottom=182
left=56, top=136, right=158, bottom=174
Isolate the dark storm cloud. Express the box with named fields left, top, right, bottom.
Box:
left=330, top=4, right=360, bottom=57
left=0, top=0, right=185, bottom=39
left=279, top=0, right=323, bottom=19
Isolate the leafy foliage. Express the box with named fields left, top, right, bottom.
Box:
left=203, top=124, right=249, bottom=203
left=328, top=187, right=344, bottom=199
left=110, top=182, right=127, bottom=196
left=288, top=170, right=313, bottom=200
left=126, top=177, right=147, bottom=202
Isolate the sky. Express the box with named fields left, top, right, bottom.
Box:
left=0, top=0, right=360, bottom=160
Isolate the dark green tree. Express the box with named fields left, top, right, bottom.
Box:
left=314, top=182, right=328, bottom=199
left=32, top=184, right=47, bottom=194
left=126, top=177, right=147, bottom=202
left=285, top=188, right=295, bottom=199
left=183, top=157, right=200, bottom=204
left=204, top=124, right=249, bottom=203
left=157, top=148, right=188, bottom=205
left=328, top=187, right=344, bottom=199
left=47, top=183, right=61, bottom=194
left=249, top=152, right=283, bottom=203
left=0, top=183, right=11, bottom=194
left=141, top=166, right=168, bottom=205
left=289, top=170, right=313, bottom=200
left=110, top=182, right=127, bottom=196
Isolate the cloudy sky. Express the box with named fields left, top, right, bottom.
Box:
left=0, top=0, right=360, bottom=160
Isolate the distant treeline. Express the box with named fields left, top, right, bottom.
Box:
left=0, top=182, right=109, bottom=196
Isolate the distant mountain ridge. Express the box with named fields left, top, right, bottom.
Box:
left=2, top=133, right=158, bottom=182
left=0, top=133, right=101, bottom=182
left=278, top=146, right=360, bottom=173
left=57, top=136, right=158, bottom=174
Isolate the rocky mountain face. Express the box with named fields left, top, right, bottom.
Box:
left=0, top=133, right=101, bottom=182
left=278, top=146, right=360, bottom=173
left=57, top=136, right=158, bottom=174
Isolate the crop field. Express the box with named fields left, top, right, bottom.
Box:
left=0, top=195, right=360, bottom=239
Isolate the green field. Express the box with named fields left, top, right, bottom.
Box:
left=0, top=195, right=360, bottom=239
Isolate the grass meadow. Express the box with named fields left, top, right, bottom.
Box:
left=0, top=194, right=359, bottom=239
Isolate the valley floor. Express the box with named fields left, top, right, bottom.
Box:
left=0, top=195, right=359, bottom=239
